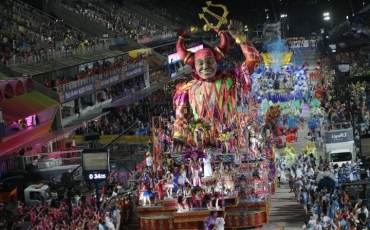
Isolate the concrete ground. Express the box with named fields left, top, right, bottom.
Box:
left=260, top=49, right=321, bottom=230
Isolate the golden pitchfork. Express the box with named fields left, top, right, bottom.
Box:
left=197, top=1, right=229, bottom=32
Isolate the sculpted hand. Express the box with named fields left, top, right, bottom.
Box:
left=228, top=20, right=243, bottom=40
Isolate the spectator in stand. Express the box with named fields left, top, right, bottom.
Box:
left=58, top=0, right=170, bottom=41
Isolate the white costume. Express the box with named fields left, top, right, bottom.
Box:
left=178, top=171, right=190, bottom=188
left=203, top=154, right=213, bottom=177
left=280, top=167, right=287, bottom=182
left=105, top=215, right=115, bottom=230
left=215, top=217, right=225, bottom=230
left=296, top=166, right=303, bottom=178
left=146, top=155, right=153, bottom=167
left=113, top=209, right=121, bottom=230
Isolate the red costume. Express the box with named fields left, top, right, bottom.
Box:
left=172, top=31, right=261, bottom=142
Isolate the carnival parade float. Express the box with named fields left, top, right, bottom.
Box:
left=134, top=2, right=306, bottom=229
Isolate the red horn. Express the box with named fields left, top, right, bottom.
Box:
left=176, top=32, right=195, bottom=67
left=213, top=29, right=229, bottom=62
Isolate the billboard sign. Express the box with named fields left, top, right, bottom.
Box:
left=82, top=149, right=110, bottom=183
left=124, top=66, right=145, bottom=79
left=60, top=82, right=95, bottom=103
left=325, top=129, right=354, bottom=144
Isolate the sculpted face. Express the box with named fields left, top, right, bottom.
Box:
left=195, top=56, right=217, bottom=80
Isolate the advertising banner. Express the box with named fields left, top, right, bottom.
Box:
left=59, top=65, right=146, bottom=103
left=124, top=66, right=145, bottom=79
left=60, top=82, right=95, bottom=103
left=99, top=74, right=122, bottom=89
left=325, top=129, right=354, bottom=144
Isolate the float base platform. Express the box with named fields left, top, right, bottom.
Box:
left=137, top=198, right=271, bottom=229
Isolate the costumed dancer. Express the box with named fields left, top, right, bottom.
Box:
left=194, top=186, right=204, bottom=209
left=204, top=212, right=216, bottom=230
left=213, top=180, right=222, bottom=209
left=164, top=171, right=174, bottom=198
left=141, top=171, right=153, bottom=206
left=156, top=161, right=165, bottom=180
left=184, top=184, right=193, bottom=210
left=204, top=182, right=214, bottom=209
left=176, top=186, right=185, bottom=211
left=238, top=175, right=247, bottom=199
left=203, top=152, right=213, bottom=178
left=145, top=152, right=153, bottom=173
left=224, top=166, right=235, bottom=195
left=178, top=170, right=191, bottom=190
left=154, top=178, right=164, bottom=205
left=191, top=156, right=203, bottom=187
left=214, top=212, right=226, bottom=230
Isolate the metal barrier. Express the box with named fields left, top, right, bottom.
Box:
left=56, top=60, right=147, bottom=93
left=6, top=43, right=109, bottom=68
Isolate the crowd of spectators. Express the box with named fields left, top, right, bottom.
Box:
left=13, top=180, right=137, bottom=230
left=59, top=0, right=170, bottom=41
left=11, top=0, right=90, bottom=47
left=151, top=74, right=192, bottom=103
left=0, top=0, right=107, bottom=66
left=132, top=1, right=192, bottom=29
left=334, top=49, right=370, bottom=77
left=149, top=70, right=169, bottom=84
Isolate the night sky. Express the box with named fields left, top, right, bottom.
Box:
left=23, top=0, right=367, bottom=37
left=186, top=0, right=363, bottom=37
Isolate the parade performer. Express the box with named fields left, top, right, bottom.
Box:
left=178, top=170, right=191, bottom=190
left=176, top=186, right=185, bottom=211
left=190, top=159, right=202, bottom=187
left=182, top=149, right=207, bottom=186
left=184, top=184, right=193, bottom=210
left=203, top=152, right=213, bottom=178
left=154, top=178, right=164, bottom=205
left=141, top=171, right=153, bottom=206
left=213, top=179, right=222, bottom=209
left=164, top=171, right=175, bottom=198
left=172, top=20, right=261, bottom=145
left=204, top=181, right=214, bottom=209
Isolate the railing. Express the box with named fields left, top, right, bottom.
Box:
left=6, top=43, right=109, bottom=68
left=56, top=60, right=147, bottom=93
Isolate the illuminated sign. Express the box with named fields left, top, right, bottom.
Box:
left=82, top=152, right=109, bottom=171
left=82, top=149, right=110, bottom=182
left=88, top=173, right=107, bottom=180
left=167, top=45, right=204, bottom=64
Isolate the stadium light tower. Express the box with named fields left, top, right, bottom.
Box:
left=323, top=12, right=330, bottom=21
